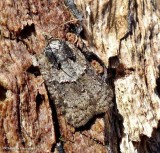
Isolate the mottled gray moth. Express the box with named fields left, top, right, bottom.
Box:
left=37, top=39, right=114, bottom=128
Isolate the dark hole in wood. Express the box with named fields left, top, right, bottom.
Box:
left=27, top=65, right=41, bottom=76
left=109, top=56, right=120, bottom=69
left=79, top=28, right=87, bottom=40
left=67, top=23, right=77, bottom=33
left=36, top=92, right=44, bottom=113
left=155, top=65, right=160, bottom=98
left=66, top=23, right=82, bottom=35
left=0, top=85, right=7, bottom=101
left=18, top=23, right=36, bottom=39
left=83, top=51, right=104, bottom=66
left=156, top=78, right=160, bottom=97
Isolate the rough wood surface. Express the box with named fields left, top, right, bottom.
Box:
left=0, top=0, right=160, bottom=153
left=74, top=0, right=160, bottom=152
left=0, top=0, right=118, bottom=153
left=0, top=0, right=72, bottom=152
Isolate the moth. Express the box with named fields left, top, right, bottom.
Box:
left=37, top=39, right=114, bottom=128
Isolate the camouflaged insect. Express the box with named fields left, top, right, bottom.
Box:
left=37, top=39, right=114, bottom=128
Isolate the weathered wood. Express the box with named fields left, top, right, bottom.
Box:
left=0, top=0, right=160, bottom=152
left=74, top=0, right=160, bottom=152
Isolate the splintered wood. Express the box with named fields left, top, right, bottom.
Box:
left=0, top=0, right=160, bottom=153
left=74, top=0, right=160, bottom=152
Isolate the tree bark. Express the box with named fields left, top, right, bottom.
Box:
left=0, top=0, right=160, bottom=153
left=74, top=0, right=160, bottom=152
